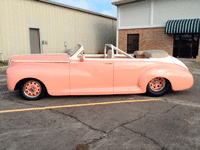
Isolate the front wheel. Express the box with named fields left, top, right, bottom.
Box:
left=146, top=77, right=170, bottom=97
left=19, top=79, right=45, bottom=100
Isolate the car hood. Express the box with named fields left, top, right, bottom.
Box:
left=10, top=54, right=70, bottom=62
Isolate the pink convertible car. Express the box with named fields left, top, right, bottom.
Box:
left=7, top=44, right=194, bottom=100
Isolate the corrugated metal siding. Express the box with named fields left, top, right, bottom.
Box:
left=75, top=11, right=116, bottom=53
left=0, top=1, right=2, bottom=56
left=0, top=0, right=116, bottom=60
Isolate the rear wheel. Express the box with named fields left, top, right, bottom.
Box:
left=146, top=77, right=170, bottom=96
left=19, top=79, right=45, bottom=100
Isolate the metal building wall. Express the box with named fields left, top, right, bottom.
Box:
left=0, top=0, right=116, bottom=61
left=118, top=0, right=200, bottom=30
left=0, top=6, right=2, bottom=61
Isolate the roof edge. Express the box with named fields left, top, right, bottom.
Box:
left=36, top=0, right=117, bottom=20
left=112, top=0, right=142, bottom=6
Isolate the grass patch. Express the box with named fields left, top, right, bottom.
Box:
left=0, top=61, right=8, bottom=66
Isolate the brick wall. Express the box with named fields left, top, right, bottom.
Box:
left=118, top=27, right=174, bottom=55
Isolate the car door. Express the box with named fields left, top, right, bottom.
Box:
left=70, top=58, right=113, bottom=95
left=114, top=59, right=147, bottom=94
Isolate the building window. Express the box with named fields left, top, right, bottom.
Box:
left=127, top=34, right=139, bottom=53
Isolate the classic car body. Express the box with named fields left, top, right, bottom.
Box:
left=7, top=44, right=194, bottom=100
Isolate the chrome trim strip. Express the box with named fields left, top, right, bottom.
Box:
left=12, top=60, right=70, bottom=63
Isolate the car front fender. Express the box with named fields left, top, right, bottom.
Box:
left=7, top=64, right=70, bottom=95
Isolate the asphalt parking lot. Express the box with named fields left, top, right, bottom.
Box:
left=0, top=59, right=200, bottom=150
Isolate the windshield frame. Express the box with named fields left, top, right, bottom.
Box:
left=104, top=44, right=134, bottom=59
left=70, top=44, right=84, bottom=59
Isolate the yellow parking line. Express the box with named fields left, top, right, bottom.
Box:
left=0, top=99, right=162, bottom=114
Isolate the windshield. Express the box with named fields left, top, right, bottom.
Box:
left=66, top=44, right=81, bottom=57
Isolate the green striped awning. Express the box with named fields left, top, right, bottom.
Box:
left=165, top=18, right=200, bottom=34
